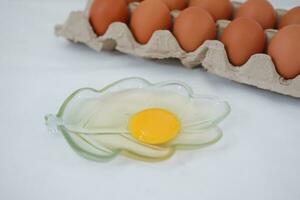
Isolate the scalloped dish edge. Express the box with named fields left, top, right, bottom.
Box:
left=54, top=0, right=300, bottom=98
left=46, top=77, right=231, bottom=162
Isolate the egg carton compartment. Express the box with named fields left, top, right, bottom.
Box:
left=55, top=0, right=300, bottom=98
left=55, top=1, right=209, bottom=68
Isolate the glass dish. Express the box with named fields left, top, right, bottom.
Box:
left=45, top=77, right=230, bottom=162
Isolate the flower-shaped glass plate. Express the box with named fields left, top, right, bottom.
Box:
left=45, top=77, right=230, bottom=162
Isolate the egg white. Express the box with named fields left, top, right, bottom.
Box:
left=62, top=88, right=223, bottom=159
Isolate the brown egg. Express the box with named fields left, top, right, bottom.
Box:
left=130, top=0, right=171, bottom=44
left=188, top=0, right=232, bottom=20
left=173, top=7, right=216, bottom=52
left=126, top=0, right=142, bottom=3
left=268, top=25, right=300, bottom=79
left=235, top=0, right=276, bottom=29
left=221, top=18, right=266, bottom=66
left=90, top=0, right=129, bottom=35
left=161, top=0, right=187, bottom=10
left=278, top=7, right=300, bottom=29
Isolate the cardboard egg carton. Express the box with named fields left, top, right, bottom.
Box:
left=55, top=0, right=300, bottom=98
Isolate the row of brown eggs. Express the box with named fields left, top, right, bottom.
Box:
left=89, top=0, right=300, bottom=79
left=126, top=0, right=232, bottom=21
left=125, top=0, right=300, bottom=29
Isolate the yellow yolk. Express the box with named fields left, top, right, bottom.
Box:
left=128, top=108, right=180, bottom=144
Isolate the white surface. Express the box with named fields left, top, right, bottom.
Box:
left=1, top=0, right=300, bottom=200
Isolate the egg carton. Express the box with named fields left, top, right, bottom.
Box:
left=55, top=0, right=300, bottom=98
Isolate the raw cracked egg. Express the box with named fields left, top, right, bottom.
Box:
left=89, top=0, right=129, bottom=35
left=235, top=0, right=276, bottom=29
left=278, top=7, right=300, bottom=29
left=189, top=0, right=232, bottom=20
left=130, top=0, right=171, bottom=44
left=221, top=18, right=266, bottom=66
left=173, top=7, right=216, bottom=52
left=268, top=25, right=300, bottom=79
left=48, top=78, right=230, bottom=162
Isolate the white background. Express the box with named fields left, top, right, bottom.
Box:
left=1, top=0, right=300, bottom=200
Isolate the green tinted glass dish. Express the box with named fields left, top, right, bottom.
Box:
left=45, top=77, right=230, bottom=162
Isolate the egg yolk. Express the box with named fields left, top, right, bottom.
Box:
left=128, top=108, right=180, bottom=144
